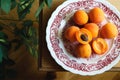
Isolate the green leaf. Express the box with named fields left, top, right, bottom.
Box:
left=28, top=46, right=38, bottom=58
left=0, top=45, right=8, bottom=60
left=0, top=0, right=1, bottom=8
left=0, top=32, right=8, bottom=39
left=0, top=32, right=10, bottom=57
left=0, top=46, right=3, bottom=62
left=1, top=0, right=11, bottom=13
left=45, top=0, right=52, bottom=7
left=17, top=0, right=34, bottom=20
left=35, top=1, right=44, bottom=18
left=14, top=29, right=20, bottom=36
left=0, top=39, right=6, bottom=43
left=21, top=20, right=33, bottom=38
left=19, top=21, right=38, bottom=58
left=23, top=20, right=33, bottom=27
left=11, top=0, right=17, bottom=10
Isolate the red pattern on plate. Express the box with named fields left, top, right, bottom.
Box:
left=49, top=0, right=120, bottom=72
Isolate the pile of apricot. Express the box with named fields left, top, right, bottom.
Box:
left=64, top=7, right=118, bottom=58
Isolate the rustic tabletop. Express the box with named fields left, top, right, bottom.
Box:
left=39, top=0, right=120, bottom=72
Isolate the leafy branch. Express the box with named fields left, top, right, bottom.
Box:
left=0, top=0, right=49, bottom=78
left=35, top=0, right=53, bottom=17
left=0, top=0, right=52, bottom=19
left=0, top=20, right=38, bottom=61
left=0, top=20, right=38, bottom=78
left=0, top=0, right=44, bottom=64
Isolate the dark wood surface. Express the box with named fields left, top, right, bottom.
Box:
left=39, top=0, right=120, bottom=72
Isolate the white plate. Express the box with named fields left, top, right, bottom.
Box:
left=46, top=0, right=120, bottom=75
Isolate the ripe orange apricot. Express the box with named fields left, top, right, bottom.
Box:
left=84, top=23, right=99, bottom=38
left=89, top=7, right=105, bottom=23
left=76, top=44, right=92, bottom=58
left=64, top=26, right=80, bottom=42
left=75, top=28, right=92, bottom=44
left=100, top=22, right=118, bottom=39
left=92, top=38, right=108, bottom=55
left=73, top=10, right=88, bottom=25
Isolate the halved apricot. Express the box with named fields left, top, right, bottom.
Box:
left=75, top=28, right=92, bottom=44
left=75, top=44, right=92, bottom=58
left=92, top=38, right=108, bottom=55
left=64, top=26, right=80, bottom=42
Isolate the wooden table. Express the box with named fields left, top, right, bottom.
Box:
left=39, top=0, right=120, bottom=72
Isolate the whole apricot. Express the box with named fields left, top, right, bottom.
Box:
left=89, top=7, right=105, bottom=23
left=73, top=10, right=88, bottom=25
left=92, top=38, right=108, bottom=55
left=64, top=26, right=80, bottom=42
left=76, top=44, right=92, bottom=58
left=100, top=22, right=118, bottom=39
left=84, top=23, right=99, bottom=38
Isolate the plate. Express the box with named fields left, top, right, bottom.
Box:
left=46, top=0, right=120, bottom=75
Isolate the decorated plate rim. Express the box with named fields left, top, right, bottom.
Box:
left=46, top=0, right=120, bottom=75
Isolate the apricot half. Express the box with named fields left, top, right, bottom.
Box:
left=64, top=26, right=80, bottom=42
left=75, top=28, right=92, bottom=44
left=92, top=38, right=108, bottom=55
left=76, top=44, right=92, bottom=58
left=89, top=7, right=105, bottom=23
left=73, top=10, right=88, bottom=25
left=100, top=22, right=118, bottom=39
left=84, top=23, right=99, bottom=38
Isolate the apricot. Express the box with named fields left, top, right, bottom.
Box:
left=76, top=44, right=92, bottom=58
left=89, top=7, right=105, bottom=23
left=84, top=23, right=99, bottom=38
left=73, top=10, right=88, bottom=25
left=75, top=28, right=92, bottom=44
left=100, top=22, right=118, bottom=39
left=64, top=26, right=80, bottom=42
left=92, top=38, right=108, bottom=55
